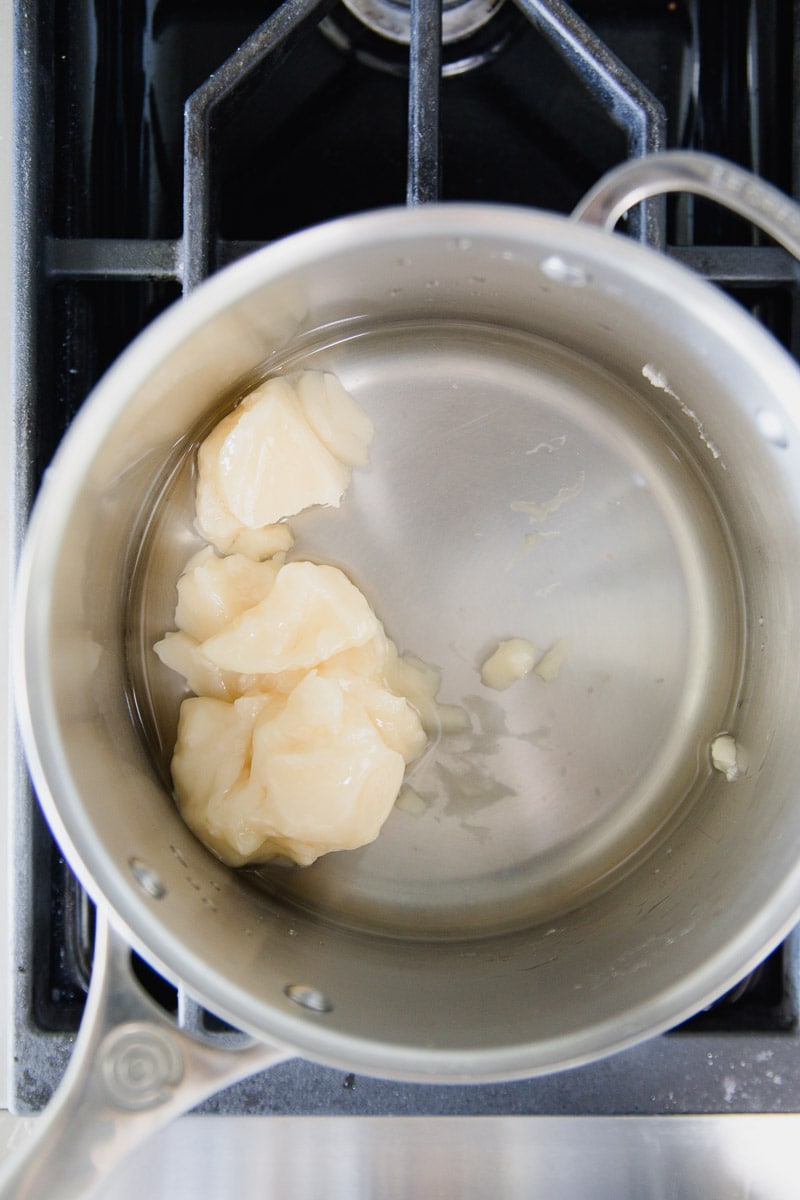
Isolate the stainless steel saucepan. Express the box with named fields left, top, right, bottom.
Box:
left=6, top=152, right=800, bottom=1198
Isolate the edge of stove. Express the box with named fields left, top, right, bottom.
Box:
left=1, top=0, right=15, bottom=1116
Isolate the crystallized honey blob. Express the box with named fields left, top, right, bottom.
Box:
left=317, top=663, right=429, bottom=764
left=157, top=371, right=433, bottom=867
left=154, top=547, right=285, bottom=700
left=174, top=546, right=283, bottom=641
left=194, top=372, right=374, bottom=558
left=172, top=674, right=417, bottom=868
left=199, top=561, right=380, bottom=675
left=480, top=638, right=538, bottom=690
left=155, top=630, right=244, bottom=702
left=294, top=369, right=375, bottom=467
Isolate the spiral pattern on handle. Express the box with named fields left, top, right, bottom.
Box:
left=100, top=1024, right=184, bottom=1111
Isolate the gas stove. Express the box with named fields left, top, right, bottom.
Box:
left=7, top=0, right=800, bottom=1164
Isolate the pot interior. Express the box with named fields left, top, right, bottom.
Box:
left=130, top=316, right=742, bottom=940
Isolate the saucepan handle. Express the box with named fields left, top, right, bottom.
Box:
left=572, top=149, right=800, bottom=260
left=0, top=910, right=289, bottom=1200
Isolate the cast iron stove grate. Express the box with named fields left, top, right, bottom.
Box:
left=10, top=0, right=800, bottom=1115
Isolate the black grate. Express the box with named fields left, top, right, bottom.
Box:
left=10, top=0, right=800, bottom=1115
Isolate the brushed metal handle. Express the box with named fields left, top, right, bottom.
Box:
left=572, top=150, right=800, bottom=260
left=0, top=910, right=289, bottom=1200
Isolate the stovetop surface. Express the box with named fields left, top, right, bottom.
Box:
left=8, top=0, right=800, bottom=1118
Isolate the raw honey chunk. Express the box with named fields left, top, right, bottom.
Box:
left=154, top=631, right=245, bottom=702
left=195, top=372, right=373, bottom=558
left=318, top=659, right=429, bottom=764
left=200, top=561, right=379, bottom=675
left=172, top=673, right=421, bottom=868
left=174, top=546, right=282, bottom=640
left=157, top=367, right=436, bottom=868
left=159, top=556, right=429, bottom=866
left=153, top=547, right=284, bottom=700
left=480, top=638, right=537, bottom=690
left=294, top=369, right=374, bottom=466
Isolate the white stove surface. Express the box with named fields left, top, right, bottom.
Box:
left=1, top=1111, right=800, bottom=1199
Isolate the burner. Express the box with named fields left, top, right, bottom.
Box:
left=340, top=0, right=505, bottom=44
left=321, top=0, right=521, bottom=76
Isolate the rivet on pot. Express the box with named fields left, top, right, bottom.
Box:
left=539, top=255, right=590, bottom=287
left=128, top=857, right=167, bottom=899
left=284, top=983, right=334, bottom=1013
left=755, top=408, right=788, bottom=448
